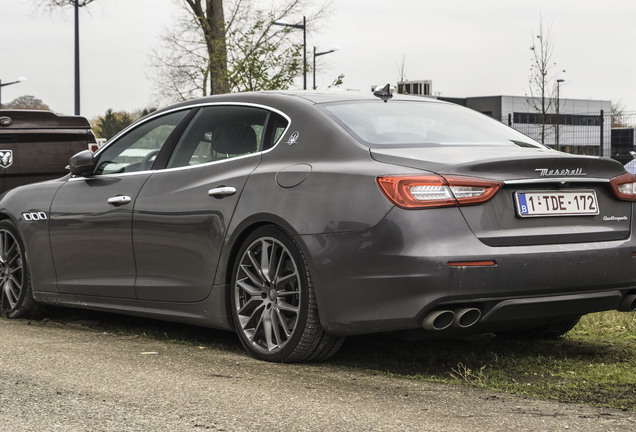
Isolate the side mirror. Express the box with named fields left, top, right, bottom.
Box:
left=68, top=150, right=95, bottom=177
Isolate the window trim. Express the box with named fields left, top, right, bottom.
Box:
left=90, top=102, right=291, bottom=176
left=90, top=108, right=195, bottom=176
left=164, top=106, right=270, bottom=169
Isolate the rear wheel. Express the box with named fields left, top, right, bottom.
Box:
left=496, top=316, right=581, bottom=340
left=0, top=220, right=39, bottom=319
left=231, top=226, right=344, bottom=362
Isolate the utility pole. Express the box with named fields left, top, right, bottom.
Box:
left=74, top=0, right=80, bottom=115
left=555, top=79, right=564, bottom=151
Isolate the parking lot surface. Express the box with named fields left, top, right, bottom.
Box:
left=0, top=316, right=634, bottom=431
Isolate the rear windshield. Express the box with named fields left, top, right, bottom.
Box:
left=322, top=100, right=544, bottom=149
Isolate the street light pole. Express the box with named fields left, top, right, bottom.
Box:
left=273, top=16, right=307, bottom=90
left=313, top=47, right=337, bottom=89
left=302, top=16, right=306, bottom=90
left=556, top=78, right=564, bottom=152
left=0, top=77, right=26, bottom=109
left=74, top=0, right=80, bottom=115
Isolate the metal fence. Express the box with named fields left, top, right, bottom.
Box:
left=501, top=110, right=636, bottom=163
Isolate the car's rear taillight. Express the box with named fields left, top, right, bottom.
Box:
left=377, top=175, right=502, bottom=209
left=610, top=172, right=636, bottom=201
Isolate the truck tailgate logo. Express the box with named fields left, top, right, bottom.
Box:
left=0, top=150, right=13, bottom=168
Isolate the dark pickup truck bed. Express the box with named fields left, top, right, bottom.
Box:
left=0, top=110, right=96, bottom=193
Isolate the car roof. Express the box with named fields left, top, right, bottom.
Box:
left=151, top=90, right=445, bottom=117
left=258, top=90, right=443, bottom=104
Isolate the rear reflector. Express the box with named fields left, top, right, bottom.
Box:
left=448, top=260, right=496, bottom=267
left=377, top=175, right=502, bottom=209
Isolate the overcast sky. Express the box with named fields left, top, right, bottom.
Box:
left=1, top=0, right=635, bottom=119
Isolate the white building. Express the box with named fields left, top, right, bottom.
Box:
left=397, top=80, right=433, bottom=97
left=440, top=95, right=612, bottom=156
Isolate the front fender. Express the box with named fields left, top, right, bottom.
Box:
left=0, top=179, right=66, bottom=296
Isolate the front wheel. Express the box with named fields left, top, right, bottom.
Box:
left=231, top=226, right=344, bottom=362
left=0, top=220, right=39, bottom=319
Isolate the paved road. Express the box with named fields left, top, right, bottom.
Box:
left=0, top=315, right=633, bottom=431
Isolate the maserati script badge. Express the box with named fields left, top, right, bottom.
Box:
left=535, top=168, right=586, bottom=177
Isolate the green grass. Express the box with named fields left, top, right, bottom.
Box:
left=23, top=308, right=636, bottom=410
left=333, top=311, right=636, bottom=410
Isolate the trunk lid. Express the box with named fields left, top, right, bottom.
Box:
left=371, top=145, right=631, bottom=246
left=370, top=145, right=624, bottom=180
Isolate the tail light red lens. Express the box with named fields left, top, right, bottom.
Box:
left=610, top=172, right=636, bottom=201
left=448, top=260, right=496, bottom=267
left=377, top=175, right=502, bottom=209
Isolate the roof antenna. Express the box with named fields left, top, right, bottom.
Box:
left=373, top=83, right=393, bottom=103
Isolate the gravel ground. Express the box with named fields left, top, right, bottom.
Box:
left=0, top=315, right=634, bottom=432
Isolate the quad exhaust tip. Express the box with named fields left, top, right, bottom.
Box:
left=453, top=308, right=481, bottom=328
left=422, top=295, right=634, bottom=333
left=421, top=310, right=455, bottom=331
left=421, top=307, right=482, bottom=331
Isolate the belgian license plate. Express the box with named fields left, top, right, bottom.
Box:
left=515, top=190, right=600, bottom=217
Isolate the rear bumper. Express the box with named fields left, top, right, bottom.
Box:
left=480, top=291, right=623, bottom=323
left=301, top=206, right=636, bottom=335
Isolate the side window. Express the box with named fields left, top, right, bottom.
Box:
left=94, top=110, right=189, bottom=175
left=166, top=106, right=270, bottom=169
left=263, top=112, right=289, bottom=150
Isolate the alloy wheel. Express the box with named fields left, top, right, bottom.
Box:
left=0, top=229, right=24, bottom=310
left=234, top=236, right=301, bottom=354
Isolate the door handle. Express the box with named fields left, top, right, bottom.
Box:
left=107, top=195, right=132, bottom=206
left=208, top=186, right=237, bottom=198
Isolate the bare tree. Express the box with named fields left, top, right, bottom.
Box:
left=226, top=0, right=307, bottom=92
left=611, top=101, right=628, bottom=128
left=33, top=0, right=96, bottom=9
left=150, top=15, right=212, bottom=101
left=397, top=56, right=407, bottom=81
left=152, top=0, right=332, bottom=103
left=396, top=55, right=408, bottom=94
left=527, top=17, right=563, bottom=144
left=182, top=0, right=230, bottom=95
left=36, top=0, right=334, bottom=105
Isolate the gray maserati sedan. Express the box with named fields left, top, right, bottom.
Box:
left=1, top=89, right=635, bottom=362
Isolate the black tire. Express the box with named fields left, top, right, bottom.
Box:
left=0, top=220, right=40, bottom=319
left=230, top=225, right=344, bottom=362
left=496, top=316, right=581, bottom=340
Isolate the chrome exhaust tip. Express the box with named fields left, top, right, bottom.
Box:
left=453, top=308, right=481, bottom=328
left=421, top=310, right=455, bottom=331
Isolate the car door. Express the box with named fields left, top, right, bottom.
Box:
left=48, top=109, right=190, bottom=298
left=132, top=105, right=281, bottom=302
